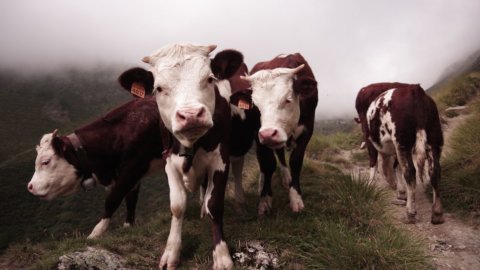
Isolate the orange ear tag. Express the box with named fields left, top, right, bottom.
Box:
left=238, top=98, right=251, bottom=110
left=131, top=82, right=146, bottom=98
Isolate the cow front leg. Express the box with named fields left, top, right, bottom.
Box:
left=160, top=160, right=187, bottom=270
left=276, top=148, right=291, bottom=189
left=256, top=143, right=275, bottom=216
left=396, top=150, right=417, bottom=224
left=288, top=135, right=310, bottom=213
left=366, top=140, right=379, bottom=183
left=430, top=151, right=444, bottom=224
left=230, top=156, right=245, bottom=204
left=206, top=168, right=233, bottom=269
left=88, top=172, right=141, bottom=239
left=124, top=183, right=141, bottom=227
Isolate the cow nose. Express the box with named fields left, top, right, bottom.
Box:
left=259, top=128, right=278, bottom=141
left=176, top=107, right=207, bottom=127
left=28, top=182, right=34, bottom=193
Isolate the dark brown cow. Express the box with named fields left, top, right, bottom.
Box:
left=359, top=83, right=444, bottom=224
left=28, top=97, right=166, bottom=238
left=242, top=53, right=318, bottom=215
left=228, top=63, right=261, bottom=204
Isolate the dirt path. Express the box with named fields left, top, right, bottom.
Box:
left=332, top=113, right=480, bottom=270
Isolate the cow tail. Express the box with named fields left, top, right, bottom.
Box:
left=414, top=129, right=428, bottom=184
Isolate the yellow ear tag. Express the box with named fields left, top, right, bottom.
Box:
left=238, top=98, right=251, bottom=110
left=131, top=82, right=146, bottom=98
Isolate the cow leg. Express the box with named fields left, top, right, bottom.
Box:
left=394, top=159, right=407, bottom=202
left=160, top=160, right=187, bottom=270
left=199, top=174, right=208, bottom=218
left=430, top=150, right=444, bottom=224
left=256, top=142, right=275, bottom=216
left=288, top=134, right=310, bottom=213
left=276, top=148, right=291, bottom=189
left=88, top=169, right=143, bottom=239
left=124, top=183, right=141, bottom=227
left=230, top=156, right=245, bottom=204
left=396, top=149, right=417, bottom=224
left=366, top=141, right=379, bottom=183
left=379, top=153, right=397, bottom=189
left=205, top=163, right=233, bottom=269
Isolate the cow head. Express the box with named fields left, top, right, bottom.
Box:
left=242, top=65, right=315, bottom=149
left=119, top=43, right=243, bottom=147
left=27, top=131, right=81, bottom=200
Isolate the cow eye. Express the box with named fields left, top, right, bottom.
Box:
left=41, top=159, right=50, bottom=166
left=155, top=86, right=162, bottom=93
left=208, top=75, right=216, bottom=84
left=285, top=98, right=292, bottom=104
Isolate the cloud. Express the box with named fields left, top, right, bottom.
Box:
left=1, top=0, right=480, bottom=119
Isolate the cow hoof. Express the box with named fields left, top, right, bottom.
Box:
left=431, top=213, right=445, bottom=225
left=396, top=191, right=407, bottom=201
left=403, top=213, right=417, bottom=224
left=213, top=241, right=233, bottom=270
left=289, top=188, right=304, bottom=213
left=391, top=198, right=407, bottom=206
left=258, top=196, right=272, bottom=216
left=159, top=250, right=180, bottom=270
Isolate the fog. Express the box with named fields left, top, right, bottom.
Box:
left=2, top=0, right=480, bottom=119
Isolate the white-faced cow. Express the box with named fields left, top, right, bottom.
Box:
left=241, top=53, right=318, bottom=215
left=28, top=97, right=166, bottom=238
left=118, top=43, right=243, bottom=270
left=356, top=83, right=444, bottom=224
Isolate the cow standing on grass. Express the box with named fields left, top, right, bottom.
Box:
left=356, top=83, right=444, bottom=224
left=118, top=43, right=242, bottom=270
left=241, top=53, right=318, bottom=215
left=28, top=97, right=166, bottom=238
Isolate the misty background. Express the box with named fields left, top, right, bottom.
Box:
left=1, top=0, right=480, bottom=119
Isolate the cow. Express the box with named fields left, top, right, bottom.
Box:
left=27, top=97, right=166, bottom=238
left=118, top=43, right=243, bottom=270
left=228, top=63, right=261, bottom=205
left=355, top=82, right=411, bottom=201
left=241, top=53, right=318, bottom=215
left=357, top=83, right=444, bottom=224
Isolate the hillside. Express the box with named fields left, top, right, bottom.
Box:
left=0, top=67, right=132, bottom=250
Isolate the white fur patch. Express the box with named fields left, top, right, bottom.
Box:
left=88, top=218, right=110, bottom=239
left=289, top=187, right=304, bottom=212
left=213, top=241, right=233, bottom=270
left=230, top=104, right=246, bottom=120
left=216, top=79, right=232, bottom=101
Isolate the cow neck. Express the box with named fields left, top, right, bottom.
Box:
left=179, top=143, right=199, bottom=173
left=160, top=125, right=174, bottom=159
left=66, top=133, right=98, bottom=191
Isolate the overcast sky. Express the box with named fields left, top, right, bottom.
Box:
left=1, top=0, right=480, bottom=119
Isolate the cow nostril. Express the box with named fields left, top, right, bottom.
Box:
left=271, top=129, right=277, bottom=137
left=176, top=112, right=186, bottom=121
left=196, top=107, right=205, bottom=118
left=28, top=183, right=33, bottom=192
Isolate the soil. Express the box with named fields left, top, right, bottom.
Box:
left=332, top=112, right=480, bottom=270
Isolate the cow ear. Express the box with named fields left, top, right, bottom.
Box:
left=51, top=136, right=66, bottom=157
left=230, top=90, right=253, bottom=109
left=211, top=50, right=244, bottom=80
left=293, top=76, right=317, bottom=97
left=118, top=67, right=154, bottom=98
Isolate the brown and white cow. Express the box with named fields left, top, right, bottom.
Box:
left=27, top=97, right=166, bottom=238
left=118, top=43, right=243, bottom=270
left=357, top=83, right=444, bottom=224
left=355, top=82, right=410, bottom=192
left=242, top=53, right=318, bottom=215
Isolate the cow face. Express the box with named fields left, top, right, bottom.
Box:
left=243, top=65, right=306, bottom=149
left=120, top=43, right=242, bottom=148
left=27, top=131, right=81, bottom=200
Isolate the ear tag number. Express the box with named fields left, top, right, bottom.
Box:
left=131, top=82, right=146, bottom=98
left=238, top=98, right=251, bottom=110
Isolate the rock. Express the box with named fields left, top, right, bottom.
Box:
left=233, top=241, right=280, bottom=269
left=57, top=247, right=127, bottom=270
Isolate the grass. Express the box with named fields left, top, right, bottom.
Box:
left=1, top=156, right=431, bottom=269
left=306, top=129, right=362, bottom=159
left=440, top=99, right=480, bottom=214
left=432, top=71, right=480, bottom=111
